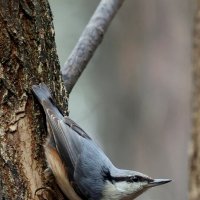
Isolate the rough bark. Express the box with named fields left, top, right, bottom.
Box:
left=190, top=1, right=200, bottom=200
left=0, top=1, right=67, bottom=200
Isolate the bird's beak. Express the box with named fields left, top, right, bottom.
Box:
left=148, top=179, right=172, bottom=187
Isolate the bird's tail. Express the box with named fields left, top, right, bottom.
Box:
left=33, top=82, right=52, bottom=99
left=32, top=83, right=63, bottom=119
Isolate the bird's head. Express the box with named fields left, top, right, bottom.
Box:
left=102, top=169, right=171, bottom=200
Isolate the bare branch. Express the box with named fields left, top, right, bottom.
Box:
left=61, top=0, right=125, bottom=93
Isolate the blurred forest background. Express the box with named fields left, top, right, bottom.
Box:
left=49, top=1, right=194, bottom=200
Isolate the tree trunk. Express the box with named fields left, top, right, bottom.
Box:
left=0, top=1, right=67, bottom=199
left=190, top=1, right=200, bottom=200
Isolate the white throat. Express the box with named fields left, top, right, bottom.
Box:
left=101, top=181, right=147, bottom=200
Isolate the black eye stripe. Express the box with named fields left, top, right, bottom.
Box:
left=101, top=168, right=152, bottom=183
left=112, top=176, right=141, bottom=182
left=112, top=175, right=152, bottom=183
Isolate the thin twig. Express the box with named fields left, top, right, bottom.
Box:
left=61, top=0, right=125, bottom=93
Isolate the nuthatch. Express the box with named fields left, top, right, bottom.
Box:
left=32, top=83, right=171, bottom=200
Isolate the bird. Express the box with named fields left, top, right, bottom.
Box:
left=32, top=83, right=171, bottom=200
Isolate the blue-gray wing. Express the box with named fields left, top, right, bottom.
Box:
left=43, top=104, right=91, bottom=169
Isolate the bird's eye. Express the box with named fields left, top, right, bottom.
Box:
left=129, top=176, right=139, bottom=182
